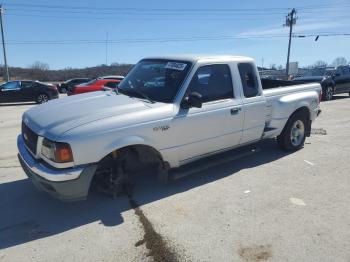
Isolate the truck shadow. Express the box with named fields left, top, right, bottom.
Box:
left=0, top=139, right=291, bottom=250
left=0, top=102, right=37, bottom=107
left=326, top=95, right=350, bottom=101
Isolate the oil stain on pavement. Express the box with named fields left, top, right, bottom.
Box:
left=238, top=244, right=272, bottom=261
left=128, top=196, right=179, bottom=262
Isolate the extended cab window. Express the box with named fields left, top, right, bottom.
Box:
left=187, top=64, right=233, bottom=103
left=238, top=63, right=260, bottom=98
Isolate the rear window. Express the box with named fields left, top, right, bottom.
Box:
left=238, top=63, right=260, bottom=98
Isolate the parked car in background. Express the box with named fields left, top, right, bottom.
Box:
left=57, top=78, right=91, bottom=93
left=67, top=76, right=124, bottom=96
left=293, top=65, right=350, bottom=101
left=0, top=80, right=58, bottom=104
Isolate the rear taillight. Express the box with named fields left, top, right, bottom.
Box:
left=48, top=85, right=57, bottom=91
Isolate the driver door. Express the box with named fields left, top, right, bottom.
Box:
left=173, top=64, right=243, bottom=164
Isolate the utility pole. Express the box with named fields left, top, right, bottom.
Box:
left=284, top=8, right=297, bottom=78
left=0, top=4, right=9, bottom=81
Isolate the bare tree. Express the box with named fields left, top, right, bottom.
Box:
left=27, top=61, right=50, bottom=81
left=30, top=61, right=49, bottom=71
left=332, top=57, right=347, bottom=67
left=314, top=60, right=328, bottom=68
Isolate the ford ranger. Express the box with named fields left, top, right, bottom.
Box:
left=17, top=55, right=322, bottom=201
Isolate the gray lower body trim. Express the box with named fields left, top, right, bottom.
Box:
left=18, top=155, right=97, bottom=201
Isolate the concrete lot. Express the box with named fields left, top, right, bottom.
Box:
left=0, top=95, right=349, bottom=262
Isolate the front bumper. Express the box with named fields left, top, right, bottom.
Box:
left=17, top=135, right=97, bottom=201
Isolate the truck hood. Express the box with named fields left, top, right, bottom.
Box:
left=23, top=91, right=157, bottom=140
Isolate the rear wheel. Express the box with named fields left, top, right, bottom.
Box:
left=60, top=87, right=67, bottom=93
left=323, top=86, right=333, bottom=101
left=36, top=93, right=49, bottom=104
left=277, top=113, right=307, bottom=151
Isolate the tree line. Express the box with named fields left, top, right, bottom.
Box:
left=0, top=61, right=133, bottom=82
left=269, top=56, right=349, bottom=70
left=1, top=56, right=349, bottom=82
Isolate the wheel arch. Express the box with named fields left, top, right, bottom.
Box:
left=97, top=136, right=165, bottom=164
left=292, top=106, right=311, bottom=119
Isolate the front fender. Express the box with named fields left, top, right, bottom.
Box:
left=98, top=135, right=161, bottom=162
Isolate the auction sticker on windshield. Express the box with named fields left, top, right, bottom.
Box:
left=165, top=62, right=187, bottom=71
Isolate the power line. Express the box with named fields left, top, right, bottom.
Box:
left=4, top=13, right=287, bottom=21
left=3, top=2, right=350, bottom=12
left=1, top=3, right=292, bottom=12
left=5, top=32, right=350, bottom=45
left=4, top=35, right=290, bottom=45
left=4, top=5, right=350, bottom=22
left=6, top=8, right=289, bottom=16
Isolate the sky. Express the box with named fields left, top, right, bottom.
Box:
left=2, top=0, right=350, bottom=69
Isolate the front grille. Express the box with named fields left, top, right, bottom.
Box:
left=22, top=122, right=38, bottom=155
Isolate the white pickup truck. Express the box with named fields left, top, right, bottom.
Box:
left=17, top=55, right=321, bottom=201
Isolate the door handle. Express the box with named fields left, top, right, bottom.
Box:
left=230, top=107, right=241, bottom=115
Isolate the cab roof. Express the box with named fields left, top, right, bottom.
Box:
left=143, top=54, right=254, bottom=63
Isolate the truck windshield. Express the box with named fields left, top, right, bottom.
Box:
left=118, top=59, right=191, bottom=103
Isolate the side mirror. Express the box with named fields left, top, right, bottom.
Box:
left=182, top=92, right=203, bottom=109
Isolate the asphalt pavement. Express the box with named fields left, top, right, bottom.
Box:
left=0, top=95, right=349, bottom=262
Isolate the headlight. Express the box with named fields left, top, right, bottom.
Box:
left=41, top=138, right=74, bottom=163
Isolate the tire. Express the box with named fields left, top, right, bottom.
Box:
left=277, top=113, right=307, bottom=151
left=36, top=93, right=49, bottom=104
left=323, top=86, right=333, bottom=101
left=60, top=87, right=67, bottom=94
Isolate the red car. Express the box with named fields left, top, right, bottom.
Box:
left=67, top=76, right=124, bottom=96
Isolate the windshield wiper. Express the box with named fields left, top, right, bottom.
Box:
left=118, top=88, right=155, bottom=103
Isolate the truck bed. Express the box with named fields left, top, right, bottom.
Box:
left=261, top=80, right=321, bottom=139
left=261, top=78, right=305, bottom=90
left=262, top=79, right=320, bottom=98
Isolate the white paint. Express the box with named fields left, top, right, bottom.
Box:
left=304, top=160, right=315, bottom=166
left=244, top=190, right=251, bottom=194
left=289, top=198, right=306, bottom=206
